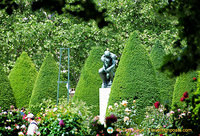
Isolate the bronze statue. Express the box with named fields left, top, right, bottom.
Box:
left=99, top=50, right=117, bottom=88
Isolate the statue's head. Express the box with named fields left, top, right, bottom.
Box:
left=104, top=51, right=110, bottom=57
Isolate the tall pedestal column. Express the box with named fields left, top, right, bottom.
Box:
left=99, top=88, right=111, bottom=124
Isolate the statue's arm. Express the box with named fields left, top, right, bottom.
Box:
left=105, top=54, right=116, bottom=72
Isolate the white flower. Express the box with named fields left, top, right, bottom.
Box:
left=41, top=108, right=43, bottom=110
left=9, top=112, right=12, bottom=115
left=133, top=100, right=136, bottom=103
left=108, top=105, right=113, bottom=110
left=125, top=108, right=131, bottom=113
left=159, top=109, right=163, bottom=112
left=170, top=110, right=174, bottom=114
left=53, top=107, right=58, bottom=112
left=152, top=119, right=154, bottom=121
left=18, top=132, right=24, bottom=136
left=124, top=116, right=129, bottom=122
left=114, top=103, right=118, bottom=107
left=146, top=115, right=149, bottom=118
left=166, top=113, right=170, bottom=117
left=7, top=126, right=11, bottom=130
left=121, top=100, right=128, bottom=106
left=16, top=125, right=20, bottom=129
left=21, top=125, right=26, bottom=129
left=181, top=113, right=186, bottom=116
left=3, top=111, right=7, bottom=114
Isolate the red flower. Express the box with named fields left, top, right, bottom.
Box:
left=193, top=77, right=197, bottom=81
left=154, top=101, right=160, bottom=109
left=183, top=91, right=189, bottom=98
left=160, top=134, right=163, bottom=136
left=59, top=120, right=65, bottom=127
left=180, top=97, right=185, bottom=102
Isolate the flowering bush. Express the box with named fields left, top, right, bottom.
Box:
left=170, top=91, right=200, bottom=135
left=141, top=102, right=173, bottom=136
left=106, top=100, right=138, bottom=130
left=38, top=98, right=93, bottom=135
left=0, top=106, right=28, bottom=136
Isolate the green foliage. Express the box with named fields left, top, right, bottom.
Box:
left=38, top=98, right=93, bottom=135
left=0, top=66, right=16, bottom=110
left=8, top=52, right=38, bottom=108
left=171, top=71, right=197, bottom=109
left=108, top=31, right=160, bottom=124
left=193, top=71, right=200, bottom=115
left=73, top=46, right=103, bottom=115
left=150, top=41, right=176, bottom=105
left=29, top=53, right=66, bottom=114
left=0, top=0, right=178, bottom=88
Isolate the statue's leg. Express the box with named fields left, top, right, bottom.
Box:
left=99, top=68, right=107, bottom=88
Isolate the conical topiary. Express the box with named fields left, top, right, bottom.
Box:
left=73, top=46, right=104, bottom=115
left=172, top=71, right=197, bottom=109
left=150, top=41, right=176, bottom=106
left=29, top=53, right=67, bottom=114
left=8, top=52, right=38, bottom=108
left=108, top=31, right=160, bottom=124
left=0, top=65, right=16, bottom=110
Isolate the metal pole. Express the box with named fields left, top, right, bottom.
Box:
left=67, top=48, right=70, bottom=102
left=57, top=48, right=63, bottom=105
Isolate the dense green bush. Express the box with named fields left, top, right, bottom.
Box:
left=150, top=41, right=176, bottom=105
left=29, top=53, right=67, bottom=114
left=8, top=52, right=38, bottom=108
left=171, top=71, right=197, bottom=109
left=108, top=31, right=160, bottom=124
left=38, top=98, right=93, bottom=135
left=73, top=46, right=104, bottom=115
left=0, top=65, right=16, bottom=110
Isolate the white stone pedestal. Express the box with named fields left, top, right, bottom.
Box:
left=99, top=88, right=111, bottom=124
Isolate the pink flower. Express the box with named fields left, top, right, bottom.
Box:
left=177, top=109, right=181, bottom=112
left=163, top=125, right=166, bottom=128
left=59, top=120, right=65, bottom=127
left=183, top=92, right=189, bottom=98
left=154, top=101, right=160, bottom=109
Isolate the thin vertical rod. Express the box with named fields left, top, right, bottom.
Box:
left=67, top=48, right=70, bottom=102
left=57, top=48, right=63, bottom=105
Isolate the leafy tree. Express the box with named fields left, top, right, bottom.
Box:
left=160, top=0, right=200, bottom=76
left=150, top=41, right=176, bottom=106
left=29, top=53, right=67, bottom=114
left=8, top=52, right=38, bottom=108
left=171, top=71, right=197, bottom=109
left=108, top=31, right=160, bottom=124
left=0, top=65, right=16, bottom=110
left=73, top=46, right=104, bottom=115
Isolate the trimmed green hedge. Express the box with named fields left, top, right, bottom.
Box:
left=171, top=71, right=197, bottom=109
left=73, top=46, right=104, bottom=115
left=150, top=41, right=176, bottom=106
left=29, top=53, right=67, bottom=114
left=108, top=31, right=160, bottom=124
left=0, top=65, right=16, bottom=110
left=8, top=52, right=38, bottom=108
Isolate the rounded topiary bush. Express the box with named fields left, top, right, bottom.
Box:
left=8, top=52, right=38, bottom=108
left=108, top=31, right=160, bottom=124
left=73, top=46, right=104, bottom=115
left=0, top=65, right=16, bottom=110
left=150, top=41, right=176, bottom=105
left=171, top=71, right=197, bottom=109
left=29, top=53, right=67, bottom=114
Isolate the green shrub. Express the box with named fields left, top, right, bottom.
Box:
left=0, top=65, right=16, bottom=110
left=73, top=46, right=104, bottom=115
left=29, top=53, right=67, bottom=114
left=108, top=31, right=160, bottom=124
left=193, top=71, right=200, bottom=115
left=8, top=52, right=38, bottom=108
left=150, top=41, right=176, bottom=105
left=38, top=98, right=93, bottom=135
left=171, top=71, right=197, bottom=109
